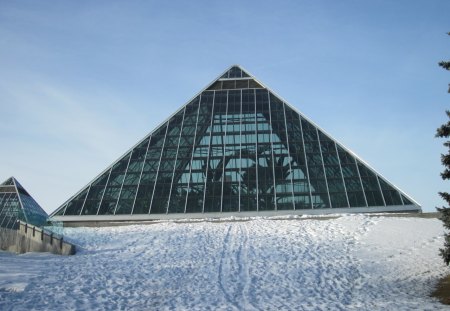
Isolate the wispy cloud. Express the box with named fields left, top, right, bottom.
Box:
left=0, top=74, right=150, bottom=212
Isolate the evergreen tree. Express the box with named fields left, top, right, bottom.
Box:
left=436, top=32, right=450, bottom=265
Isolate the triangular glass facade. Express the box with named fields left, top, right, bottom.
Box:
left=51, top=66, right=420, bottom=219
left=0, top=177, right=48, bottom=228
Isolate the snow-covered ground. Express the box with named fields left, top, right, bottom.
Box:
left=0, top=215, right=449, bottom=310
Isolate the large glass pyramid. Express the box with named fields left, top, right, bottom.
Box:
left=0, top=177, right=48, bottom=228
left=50, top=65, right=420, bottom=221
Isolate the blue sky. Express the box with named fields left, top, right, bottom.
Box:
left=0, top=1, right=449, bottom=213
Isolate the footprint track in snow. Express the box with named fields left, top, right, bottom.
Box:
left=218, top=223, right=258, bottom=311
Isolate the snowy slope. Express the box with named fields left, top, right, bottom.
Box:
left=0, top=215, right=448, bottom=310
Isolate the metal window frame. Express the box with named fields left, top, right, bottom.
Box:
left=77, top=184, right=92, bottom=216
left=148, top=120, right=170, bottom=214
left=201, top=92, right=216, bottom=213
left=0, top=193, right=18, bottom=228
left=166, top=107, right=187, bottom=213
left=355, top=160, right=369, bottom=207
left=130, top=135, right=153, bottom=214
left=298, top=116, right=313, bottom=209
left=112, top=150, right=134, bottom=215
left=12, top=178, right=28, bottom=223
left=282, top=101, right=296, bottom=210
left=96, top=167, right=113, bottom=215
left=376, top=175, right=387, bottom=206
left=254, top=89, right=259, bottom=211
left=184, top=96, right=203, bottom=213
left=334, top=142, right=351, bottom=208
left=220, top=91, right=230, bottom=213
left=316, top=128, right=332, bottom=208
left=238, top=89, right=243, bottom=212
left=267, top=91, right=278, bottom=210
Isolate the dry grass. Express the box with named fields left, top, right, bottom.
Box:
left=431, top=274, right=450, bottom=305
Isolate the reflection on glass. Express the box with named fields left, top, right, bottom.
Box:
left=52, top=66, right=419, bottom=218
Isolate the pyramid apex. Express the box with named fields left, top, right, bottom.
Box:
left=219, top=65, right=251, bottom=79
left=0, top=176, right=48, bottom=228
left=1, top=176, right=16, bottom=186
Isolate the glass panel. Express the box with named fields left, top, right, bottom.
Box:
left=202, top=91, right=225, bottom=213
left=239, top=90, right=257, bottom=212
left=220, top=90, right=240, bottom=213
left=19, top=192, right=48, bottom=227
left=319, top=134, right=348, bottom=208
left=222, top=80, right=236, bottom=89
left=249, top=79, right=263, bottom=88
left=206, top=81, right=222, bottom=91
left=94, top=153, right=131, bottom=215
left=329, top=192, right=348, bottom=208
left=378, top=178, right=403, bottom=206
left=80, top=164, right=115, bottom=215
left=64, top=188, right=89, bottom=215
left=336, top=146, right=366, bottom=207
left=115, top=186, right=138, bottom=214
left=2, top=178, right=14, bottom=186
left=53, top=204, right=67, bottom=216
left=148, top=109, right=186, bottom=215
left=236, top=80, right=249, bottom=89
left=0, top=193, right=22, bottom=229
left=228, top=66, right=242, bottom=78
left=301, top=118, right=329, bottom=208
left=311, top=193, right=330, bottom=209
left=358, top=162, right=384, bottom=206
left=347, top=191, right=366, bottom=207
left=255, top=89, right=276, bottom=210
left=184, top=93, right=215, bottom=213
left=269, top=96, right=294, bottom=210
left=401, top=195, right=413, bottom=205
left=133, top=121, right=168, bottom=213
left=293, top=194, right=310, bottom=209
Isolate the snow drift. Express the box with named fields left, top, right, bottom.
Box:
left=0, top=215, right=448, bottom=310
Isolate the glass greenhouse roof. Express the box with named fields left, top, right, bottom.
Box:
left=50, top=65, right=420, bottom=221
left=0, top=177, right=48, bottom=228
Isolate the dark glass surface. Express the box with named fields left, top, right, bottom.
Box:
left=2, top=178, right=14, bottom=186
left=357, top=162, right=385, bottom=206
left=0, top=178, right=48, bottom=228
left=378, top=178, right=403, bottom=206
left=401, top=195, right=413, bottom=205
left=64, top=188, right=89, bottom=215
left=300, top=118, right=330, bottom=208
left=53, top=66, right=419, bottom=217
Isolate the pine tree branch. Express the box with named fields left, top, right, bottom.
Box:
left=436, top=31, right=450, bottom=266
left=442, top=154, right=450, bottom=167
left=436, top=111, right=450, bottom=137
left=439, top=192, right=450, bottom=204
left=441, top=169, right=450, bottom=180
left=439, top=61, right=450, bottom=71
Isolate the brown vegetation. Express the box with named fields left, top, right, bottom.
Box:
left=431, top=274, right=450, bottom=305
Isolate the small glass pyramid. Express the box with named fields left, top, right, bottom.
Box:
left=50, top=65, right=420, bottom=221
left=0, top=177, right=48, bottom=228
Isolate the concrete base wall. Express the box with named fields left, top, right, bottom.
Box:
left=0, top=222, right=75, bottom=255
left=60, top=212, right=438, bottom=228
left=52, top=204, right=421, bottom=227
left=0, top=228, right=21, bottom=253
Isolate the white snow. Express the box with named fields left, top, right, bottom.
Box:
left=0, top=215, right=449, bottom=310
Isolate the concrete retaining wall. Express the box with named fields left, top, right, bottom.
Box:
left=0, top=222, right=75, bottom=255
